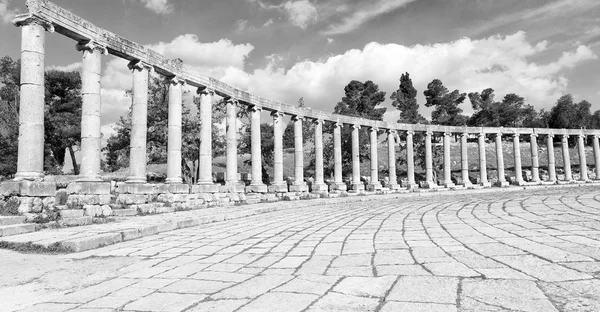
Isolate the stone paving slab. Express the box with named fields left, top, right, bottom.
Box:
left=2, top=184, right=600, bottom=311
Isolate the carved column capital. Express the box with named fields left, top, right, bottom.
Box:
left=12, top=13, right=54, bottom=32
left=547, top=133, right=555, bottom=139
left=561, top=134, right=569, bottom=142
left=312, top=118, right=323, bottom=125
left=291, top=115, right=304, bottom=122
left=248, top=105, right=261, bottom=113
left=444, top=132, right=452, bottom=137
left=425, top=130, right=433, bottom=136
left=386, top=129, right=397, bottom=135
left=352, top=124, right=361, bottom=130
left=197, top=86, right=215, bottom=96
left=76, top=40, right=108, bottom=55
left=334, top=121, right=343, bottom=129
left=578, top=134, right=586, bottom=139
left=270, top=110, right=284, bottom=118
left=127, top=59, right=153, bottom=72
left=495, top=132, right=503, bottom=138
left=478, top=132, right=486, bottom=138
left=461, top=132, right=469, bottom=138
left=169, top=75, right=186, bottom=86
left=593, top=134, right=600, bottom=140
left=370, top=126, right=379, bottom=133
left=405, top=130, right=414, bottom=136
left=513, top=133, right=520, bottom=138
left=530, top=133, right=538, bottom=138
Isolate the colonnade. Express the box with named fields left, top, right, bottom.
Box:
left=11, top=10, right=600, bottom=194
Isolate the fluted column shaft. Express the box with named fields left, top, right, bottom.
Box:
left=77, top=41, right=105, bottom=181
left=313, top=119, right=325, bottom=186
left=561, top=135, right=573, bottom=181
left=197, top=88, right=214, bottom=184
left=351, top=124, right=363, bottom=190
left=530, top=134, right=540, bottom=183
left=166, top=77, right=184, bottom=184
left=495, top=133, right=507, bottom=185
left=461, top=133, right=471, bottom=186
left=578, top=135, right=588, bottom=181
left=547, top=135, right=557, bottom=182
left=425, top=131, right=434, bottom=187
left=292, top=116, right=305, bottom=186
left=594, top=135, right=600, bottom=180
left=272, top=111, right=284, bottom=185
left=333, top=122, right=344, bottom=187
left=406, top=131, right=416, bottom=188
left=387, top=130, right=398, bottom=188
left=14, top=16, right=53, bottom=180
left=513, top=134, right=523, bottom=184
left=225, top=99, right=239, bottom=184
left=250, top=106, right=264, bottom=186
left=368, top=127, right=381, bottom=189
left=478, top=133, right=489, bottom=185
left=443, top=132, right=454, bottom=187
left=127, top=60, right=150, bottom=183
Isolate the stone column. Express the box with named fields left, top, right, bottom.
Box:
left=495, top=133, right=508, bottom=187
left=332, top=122, right=346, bottom=191
left=530, top=134, right=540, bottom=184
left=478, top=133, right=490, bottom=187
left=561, top=135, right=573, bottom=182
left=512, top=134, right=524, bottom=185
left=367, top=127, right=382, bottom=191
left=386, top=130, right=400, bottom=190
left=350, top=124, right=364, bottom=191
left=443, top=132, right=454, bottom=187
left=13, top=15, right=54, bottom=180
left=268, top=111, right=287, bottom=192
left=75, top=40, right=106, bottom=182
left=424, top=131, right=436, bottom=188
left=460, top=133, right=472, bottom=187
left=126, top=60, right=151, bottom=183
left=578, top=135, right=589, bottom=182
left=165, top=76, right=184, bottom=185
left=547, top=134, right=557, bottom=183
left=312, top=119, right=328, bottom=192
left=196, top=87, right=217, bottom=190
left=246, top=106, right=267, bottom=192
left=594, top=135, right=600, bottom=180
left=290, top=116, right=308, bottom=192
left=223, top=99, right=244, bottom=192
left=406, top=130, right=417, bottom=189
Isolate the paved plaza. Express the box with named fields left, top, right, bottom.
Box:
left=2, top=186, right=600, bottom=312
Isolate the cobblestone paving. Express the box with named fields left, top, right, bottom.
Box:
left=7, top=187, right=600, bottom=312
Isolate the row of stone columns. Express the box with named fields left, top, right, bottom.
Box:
left=12, top=15, right=600, bottom=190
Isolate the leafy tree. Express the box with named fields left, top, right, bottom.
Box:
left=548, top=94, right=592, bottom=129
left=390, top=72, right=426, bottom=124
left=590, top=110, right=600, bottom=129
left=239, top=122, right=274, bottom=184
left=0, top=56, right=20, bottom=178
left=468, top=89, right=540, bottom=128
left=424, top=79, right=467, bottom=126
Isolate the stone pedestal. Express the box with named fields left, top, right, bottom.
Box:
left=349, top=183, right=365, bottom=192
left=289, top=183, right=308, bottom=192
left=311, top=183, right=329, bottom=192
left=494, top=181, right=510, bottom=187
left=221, top=181, right=246, bottom=193
left=191, top=184, right=220, bottom=193
left=480, top=182, right=492, bottom=188
left=66, top=182, right=110, bottom=195
left=367, top=182, right=382, bottom=191
left=268, top=183, right=288, bottom=193
left=328, top=182, right=347, bottom=191
left=246, top=184, right=268, bottom=193
left=168, top=184, right=190, bottom=194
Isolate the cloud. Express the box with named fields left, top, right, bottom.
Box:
left=219, top=31, right=596, bottom=118
left=262, top=18, right=274, bottom=28
left=322, top=0, right=416, bottom=35
left=140, top=0, right=173, bottom=15
left=327, top=38, right=334, bottom=44
left=235, top=19, right=248, bottom=32
left=0, top=0, right=18, bottom=24
left=282, top=0, right=318, bottom=29
left=46, top=62, right=82, bottom=72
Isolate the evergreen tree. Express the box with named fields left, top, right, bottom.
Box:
left=424, top=79, right=467, bottom=126
left=390, top=72, right=426, bottom=124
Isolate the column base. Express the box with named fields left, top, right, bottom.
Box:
left=76, top=175, right=103, bottom=182
left=405, top=183, right=419, bottom=191
left=420, top=181, right=439, bottom=189
left=19, top=181, right=57, bottom=197
left=480, top=182, right=492, bottom=188
left=494, top=181, right=510, bottom=187
left=289, top=184, right=308, bottom=192
left=221, top=181, right=246, bottom=193
left=349, top=183, right=365, bottom=191
left=311, top=183, right=329, bottom=192
left=366, top=182, right=382, bottom=191
left=246, top=184, right=268, bottom=193
left=268, top=183, right=289, bottom=193
left=328, top=182, right=347, bottom=191
left=168, top=183, right=190, bottom=194
left=443, top=181, right=455, bottom=188
left=126, top=176, right=147, bottom=184
left=511, top=180, right=527, bottom=186
left=541, top=181, right=557, bottom=185
left=165, top=178, right=183, bottom=184
left=191, top=183, right=220, bottom=193
left=66, top=182, right=111, bottom=195
left=14, top=171, right=44, bottom=181
left=387, top=183, right=402, bottom=190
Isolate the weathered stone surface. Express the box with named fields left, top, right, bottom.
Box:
left=31, top=197, right=43, bottom=213
left=59, top=216, right=93, bottom=227
left=0, top=223, right=36, bottom=237
left=116, top=194, right=148, bottom=205
left=112, top=208, right=138, bottom=217
left=66, top=182, right=111, bottom=195
left=17, top=197, right=34, bottom=214
left=0, top=181, right=21, bottom=196
left=20, top=181, right=56, bottom=197
left=168, top=183, right=189, bottom=194
left=61, top=209, right=84, bottom=218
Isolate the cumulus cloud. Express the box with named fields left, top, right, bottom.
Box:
left=322, top=0, right=416, bottom=35
left=46, top=62, right=82, bottom=72
left=140, top=0, right=173, bottom=15
left=0, top=0, right=18, bottom=24
left=282, top=0, right=318, bottom=29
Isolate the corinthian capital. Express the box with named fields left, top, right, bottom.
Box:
left=127, top=59, right=153, bottom=72
left=76, top=40, right=108, bottom=55
left=12, top=13, right=54, bottom=32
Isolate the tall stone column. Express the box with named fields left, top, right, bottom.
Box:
left=406, top=131, right=417, bottom=189
left=165, top=76, right=184, bottom=185
left=350, top=124, right=364, bottom=191
left=460, top=133, right=472, bottom=187
left=478, top=133, right=490, bottom=187
left=332, top=122, right=346, bottom=191
left=126, top=60, right=151, bottom=183
left=443, top=132, right=454, bottom=187
left=312, top=119, right=328, bottom=192
left=290, top=116, right=308, bottom=192
left=196, top=88, right=216, bottom=187
left=495, top=133, right=508, bottom=187
left=547, top=134, right=557, bottom=183
left=246, top=106, right=267, bottom=192
left=76, top=40, right=106, bottom=182
left=386, top=130, right=400, bottom=190
left=13, top=15, right=54, bottom=180
left=530, top=134, right=540, bottom=184
left=594, top=135, right=600, bottom=180
left=578, top=135, right=589, bottom=182
left=223, top=99, right=245, bottom=192
left=561, top=135, right=573, bottom=182
left=512, top=134, right=524, bottom=185
left=268, top=111, right=287, bottom=192
left=368, top=127, right=382, bottom=191
left=424, top=131, right=436, bottom=188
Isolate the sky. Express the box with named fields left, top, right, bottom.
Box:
left=1, top=0, right=600, bottom=138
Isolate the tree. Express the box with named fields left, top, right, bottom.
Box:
left=390, top=72, right=426, bottom=124
left=239, top=122, right=274, bottom=184
left=282, top=118, right=313, bottom=149
left=468, top=89, right=540, bottom=128
left=424, top=79, right=467, bottom=126
left=324, top=80, right=387, bottom=175
left=547, top=94, right=592, bottom=129
left=0, top=56, right=20, bottom=178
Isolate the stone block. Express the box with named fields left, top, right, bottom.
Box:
left=267, top=184, right=288, bottom=193
left=98, top=195, right=113, bottom=205
left=61, top=233, right=122, bottom=252
left=61, top=209, right=84, bottom=218
left=366, top=182, right=383, bottom=191
left=0, top=216, right=26, bottom=226
left=83, top=205, right=103, bottom=217
left=0, top=223, right=36, bottom=237
left=42, top=197, right=56, bottom=210
left=191, top=184, right=221, bottom=193
left=17, top=197, right=34, bottom=214
left=66, top=182, right=111, bottom=195
left=168, top=183, right=190, bottom=194
left=311, top=183, right=329, bottom=192
left=101, top=205, right=112, bottom=216
left=20, top=181, right=56, bottom=197
left=155, top=206, right=175, bottom=214
left=55, top=189, right=68, bottom=205
left=112, top=208, right=138, bottom=217
left=66, top=194, right=100, bottom=208
left=0, top=181, right=21, bottom=196
left=221, top=182, right=246, bottom=193
left=349, top=183, right=365, bottom=191
left=289, top=184, right=308, bottom=192
left=246, top=184, right=268, bottom=193
left=116, top=194, right=148, bottom=205
left=494, top=181, right=510, bottom=187
left=31, top=197, right=43, bottom=213
left=59, top=216, right=93, bottom=227
left=328, top=182, right=347, bottom=191
left=117, top=183, right=156, bottom=194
